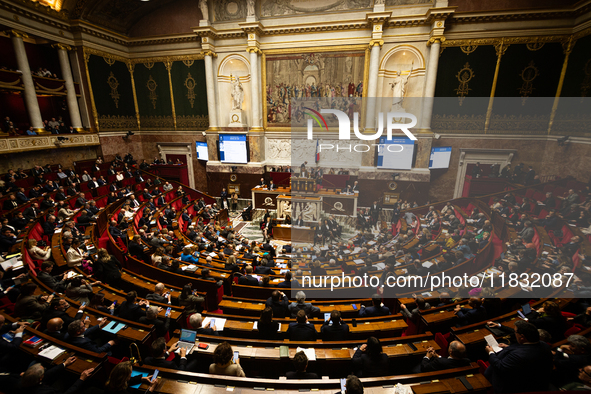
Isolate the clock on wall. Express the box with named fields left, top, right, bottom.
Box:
left=230, top=174, right=238, bottom=182
left=388, top=181, right=398, bottom=191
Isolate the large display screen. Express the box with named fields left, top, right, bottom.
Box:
left=196, top=141, right=209, bottom=161
left=429, top=146, right=452, bottom=169
left=377, top=137, right=415, bottom=170
left=219, top=134, right=248, bottom=164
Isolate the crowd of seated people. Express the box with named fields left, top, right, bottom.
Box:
left=2, top=115, right=77, bottom=136
left=2, top=155, right=591, bottom=394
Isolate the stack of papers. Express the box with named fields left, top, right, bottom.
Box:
left=353, top=259, right=365, bottom=265
left=0, top=258, right=23, bottom=271
left=38, top=345, right=66, bottom=360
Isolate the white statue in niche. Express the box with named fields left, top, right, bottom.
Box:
left=390, top=62, right=413, bottom=108
left=230, top=75, right=244, bottom=110
left=302, top=202, right=317, bottom=222
left=199, top=0, right=209, bottom=21
left=247, top=0, right=255, bottom=17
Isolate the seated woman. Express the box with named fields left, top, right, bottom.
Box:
left=180, top=246, right=200, bottom=264
left=88, top=292, right=115, bottom=314
left=179, top=283, right=205, bottom=314
left=27, top=239, right=51, bottom=261
left=151, top=247, right=165, bottom=266
left=258, top=306, right=279, bottom=339
left=65, top=239, right=89, bottom=268
left=209, top=342, right=246, bottom=377
left=104, top=361, right=157, bottom=394
left=351, top=337, right=389, bottom=377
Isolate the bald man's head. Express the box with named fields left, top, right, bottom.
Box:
left=155, top=283, right=165, bottom=294
left=46, top=318, right=63, bottom=332
left=449, top=341, right=467, bottom=359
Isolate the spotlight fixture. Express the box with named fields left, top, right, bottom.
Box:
left=231, top=166, right=238, bottom=172
left=391, top=172, right=400, bottom=180
left=122, top=131, right=135, bottom=140
left=557, top=135, right=570, bottom=146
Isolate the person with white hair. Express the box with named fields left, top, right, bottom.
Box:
left=139, top=305, right=170, bottom=337
left=146, top=283, right=171, bottom=304
left=288, top=291, right=320, bottom=318
left=189, top=312, right=218, bottom=335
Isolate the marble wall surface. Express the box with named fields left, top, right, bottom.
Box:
left=0, top=145, right=99, bottom=174
left=428, top=137, right=591, bottom=202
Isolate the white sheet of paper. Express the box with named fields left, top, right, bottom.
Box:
left=296, top=347, right=316, bottom=361
left=202, top=317, right=226, bottom=331
left=484, top=334, right=503, bottom=353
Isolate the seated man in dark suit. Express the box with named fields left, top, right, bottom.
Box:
left=418, top=340, right=471, bottom=372
left=117, top=291, right=147, bottom=321
left=288, top=291, right=320, bottom=318
left=400, top=296, right=430, bottom=325
left=254, top=259, right=274, bottom=275
left=145, top=283, right=171, bottom=304
left=286, top=350, right=319, bottom=379
left=277, top=271, right=301, bottom=288
left=67, top=319, right=115, bottom=355
left=484, top=320, right=553, bottom=394
left=321, top=310, right=349, bottom=341
left=43, top=317, right=68, bottom=341
left=238, top=265, right=260, bottom=286
left=286, top=309, right=317, bottom=341
left=359, top=294, right=390, bottom=317
left=454, top=297, right=487, bottom=327
left=265, top=290, right=289, bottom=318
left=144, top=337, right=188, bottom=371
left=139, top=306, right=170, bottom=338
left=0, top=315, right=26, bottom=357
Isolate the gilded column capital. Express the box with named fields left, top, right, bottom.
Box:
left=369, top=39, right=384, bottom=49
left=246, top=47, right=262, bottom=55
left=427, top=36, right=446, bottom=46
left=201, top=50, right=218, bottom=58
left=51, top=43, right=72, bottom=51
left=4, top=29, right=28, bottom=39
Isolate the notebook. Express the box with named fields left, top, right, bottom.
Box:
left=102, top=321, right=126, bottom=334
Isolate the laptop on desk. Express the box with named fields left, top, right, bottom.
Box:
left=177, top=329, right=197, bottom=352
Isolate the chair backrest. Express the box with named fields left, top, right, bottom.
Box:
left=434, top=332, right=449, bottom=357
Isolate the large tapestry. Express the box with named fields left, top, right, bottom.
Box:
left=264, top=51, right=365, bottom=127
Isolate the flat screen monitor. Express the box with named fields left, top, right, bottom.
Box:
left=196, top=141, right=209, bottom=161
left=377, top=137, right=415, bottom=170
left=429, top=146, right=452, bottom=169
left=219, top=134, right=247, bottom=164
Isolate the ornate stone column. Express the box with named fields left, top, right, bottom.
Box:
left=53, top=44, right=83, bottom=131
left=364, top=11, right=389, bottom=131
left=242, top=23, right=263, bottom=131
left=421, top=35, right=445, bottom=130
left=196, top=29, right=220, bottom=131
left=7, top=30, right=43, bottom=133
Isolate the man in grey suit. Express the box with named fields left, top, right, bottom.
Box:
left=517, top=221, right=535, bottom=243
left=288, top=291, right=320, bottom=318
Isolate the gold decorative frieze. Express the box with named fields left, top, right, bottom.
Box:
left=139, top=116, right=174, bottom=130
left=98, top=115, right=136, bottom=131
left=177, top=115, right=209, bottom=130
left=0, top=134, right=99, bottom=154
